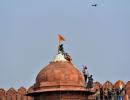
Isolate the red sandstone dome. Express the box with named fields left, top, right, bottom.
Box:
left=26, top=41, right=95, bottom=99
left=33, top=61, right=86, bottom=92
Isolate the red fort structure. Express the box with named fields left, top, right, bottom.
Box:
left=0, top=35, right=130, bottom=100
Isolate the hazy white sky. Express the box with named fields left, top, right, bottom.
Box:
left=0, top=0, right=130, bottom=89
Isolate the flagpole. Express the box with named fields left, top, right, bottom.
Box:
left=58, top=35, right=61, bottom=54
left=59, top=39, right=60, bottom=46
left=57, top=34, right=65, bottom=54
left=58, top=41, right=60, bottom=54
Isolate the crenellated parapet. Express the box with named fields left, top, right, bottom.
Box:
left=126, top=81, right=130, bottom=95
left=0, top=80, right=130, bottom=100
left=0, top=88, right=6, bottom=100
left=0, top=87, right=33, bottom=100
left=89, top=80, right=130, bottom=100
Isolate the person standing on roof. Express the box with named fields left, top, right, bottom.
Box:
left=82, top=65, right=89, bottom=84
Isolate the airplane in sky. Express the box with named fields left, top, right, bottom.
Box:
left=91, top=4, right=98, bottom=7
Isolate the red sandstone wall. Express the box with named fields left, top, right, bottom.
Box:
left=89, top=80, right=130, bottom=100
left=0, top=80, right=130, bottom=100
left=0, top=87, right=33, bottom=100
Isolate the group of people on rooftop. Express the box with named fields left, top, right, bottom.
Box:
left=95, top=87, right=126, bottom=100
left=82, top=65, right=94, bottom=90
left=58, top=44, right=72, bottom=62
left=58, top=43, right=94, bottom=90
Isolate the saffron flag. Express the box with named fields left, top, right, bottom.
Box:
left=58, top=34, right=65, bottom=42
